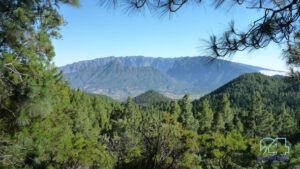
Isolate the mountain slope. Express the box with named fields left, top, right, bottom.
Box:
left=60, top=56, right=275, bottom=100
left=193, top=73, right=300, bottom=120
left=62, top=59, right=183, bottom=100
left=167, top=57, right=262, bottom=92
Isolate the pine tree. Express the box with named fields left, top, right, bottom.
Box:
left=218, top=94, right=233, bottom=130
left=245, top=92, right=274, bottom=137
left=277, top=104, right=297, bottom=136
left=245, top=92, right=261, bottom=136
left=288, top=143, right=300, bottom=169
left=178, top=94, right=198, bottom=131
left=92, top=96, right=110, bottom=132
left=169, top=100, right=181, bottom=119
left=213, top=111, right=225, bottom=131
left=0, top=0, right=79, bottom=130
left=124, top=97, right=141, bottom=123
left=256, top=110, right=275, bottom=136
left=233, top=115, right=244, bottom=133
left=197, top=99, right=214, bottom=133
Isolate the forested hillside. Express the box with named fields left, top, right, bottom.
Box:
left=193, top=73, right=300, bottom=139
left=194, top=73, right=300, bottom=126
left=1, top=0, right=299, bottom=169
left=2, top=73, right=299, bottom=168
left=133, top=90, right=172, bottom=106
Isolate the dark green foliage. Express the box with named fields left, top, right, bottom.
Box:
left=140, top=111, right=201, bottom=169
left=213, top=110, right=225, bottom=131
left=233, top=115, right=244, bottom=133
left=246, top=92, right=275, bottom=137
left=133, top=90, right=171, bottom=106
left=218, top=93, right=233, bottom=130
left=178, top=94, right=198, bottom=131
left=288, top=143, right=300, bottom=168
left=195, top=99, right=213, bottom=133
left=169, top=100, right=181, bottom=119
left=277, top=104, right=297, bottom=137
left=0, top=1, right=115, bottom=168
left=194, top=73, right=300, bottom=131
left=198, top=131, right=248, bottom=168
left=1, top=71, right=300, bottom=169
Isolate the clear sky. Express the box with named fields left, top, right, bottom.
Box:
left=53, top=0, right=288, bottom=71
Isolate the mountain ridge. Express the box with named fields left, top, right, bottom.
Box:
left=60, top=56, right=284, bottom=100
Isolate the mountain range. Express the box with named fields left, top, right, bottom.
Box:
left=59, top=56, right=285, bottom=100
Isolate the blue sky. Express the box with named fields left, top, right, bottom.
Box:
left=53, top=0, right=288, bottom=71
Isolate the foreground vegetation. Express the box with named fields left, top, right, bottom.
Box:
left=1, top=72, right=300, bottom=169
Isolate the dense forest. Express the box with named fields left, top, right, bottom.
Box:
left=0, top=0, right=300, bottom=169
left=1, top=70, right=300, bottom=168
